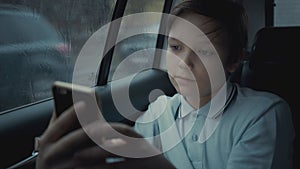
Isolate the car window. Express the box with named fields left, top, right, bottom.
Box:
left=0, top=9, right=60, bottom=44
left=274, top=0, right=300, bottom=26
left=0, top=1, right=116, bottom=113
left=108, top=0, right=164, bottom=81
left=242, top=0, right=265, bottom=51
left=158, top=0, right=183, bottom=70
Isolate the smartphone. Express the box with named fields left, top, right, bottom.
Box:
left=52, top=81, right=96, bottom=117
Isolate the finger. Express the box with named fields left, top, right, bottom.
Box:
left=109, top=123, right=143, bottom=138
left=72, top=123, right=159, bottom=161
left=44, top=156, right=75, bottom=169
left=50, top=158, right=74, bottom=169
left=76, top=155, right=175, bottom=169
left=73, top=139, right=127, bottom=164
left=75, top=157, right=128, bottom=169
left=121, top=155, right=176, bottom=169
left=45, top=122, right=126, bottom=159
left=41, top=101, right=85, bottom=142
left=85, top=122, right=142, bottom=140
left=42, top=122, right=143, bottom=163
left=44, top=127, right=91, bottom=163
left=75, top=164, right=117, bottom=169
left=49, top=111, right=57, bottom=125
left=39, top=111, right=56, bottom=138
left=73, top=146, right=112, bottom=165
left=82, top=122, right=157, bottom=157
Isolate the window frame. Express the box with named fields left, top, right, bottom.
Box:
left=96, top=0, right=174, bottom=85
left=265, top=0, right=275, bottom=26
left=96, top=0, right=128, bottom=86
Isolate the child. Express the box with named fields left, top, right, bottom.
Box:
left=36, top=1, right=294, bottom=169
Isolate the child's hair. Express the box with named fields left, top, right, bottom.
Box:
left=170, top=0, right=248, bottom=65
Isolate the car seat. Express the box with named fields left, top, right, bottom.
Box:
left=239, top=26, right=300, bottom=169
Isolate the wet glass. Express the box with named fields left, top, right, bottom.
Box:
left=0, top=0, right=116, bottom=112
left=108, top=0, right=164, bottom=81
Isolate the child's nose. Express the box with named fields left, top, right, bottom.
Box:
left=178, top=50, right=194, bottom=69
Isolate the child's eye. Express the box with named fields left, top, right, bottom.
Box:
left=169, top=44, right=182, bottom=51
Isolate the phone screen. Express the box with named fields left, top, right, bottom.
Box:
left=52, top=81, right=97, bottom=132
left=52, top=81, right=98, bottom=118
left=52, top=80, right=101, bottom=132
left=52, top=83, right=74, bottom=117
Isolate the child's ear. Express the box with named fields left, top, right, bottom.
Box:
left=226, top=48, right=246, bottom=73
left=226, top=62, right=241, bottom=73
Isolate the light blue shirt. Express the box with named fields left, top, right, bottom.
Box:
left=134, top=83, right=295, bottom=169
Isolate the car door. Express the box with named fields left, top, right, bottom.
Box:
left=0, top=1, right=116, bottom=168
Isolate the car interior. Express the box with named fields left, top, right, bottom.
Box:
left=0, top=0, right=298, bottom=169
left=240, top=26, right=300, bottom=168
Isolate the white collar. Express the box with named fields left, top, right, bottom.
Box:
left=179, top=94, right=196, bottom=118
left=178, top=82, right=235, bottom=119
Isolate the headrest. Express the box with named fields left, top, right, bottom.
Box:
left=95, top=68, right=176, bottom=125
left=250, top=26, right=300, bottom=69
left=241, top=27, right=300, bottom=106
left=237, top=27, right=300, bottom=169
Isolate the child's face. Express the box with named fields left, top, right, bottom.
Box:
left=167, top=12, right=231, bottom=99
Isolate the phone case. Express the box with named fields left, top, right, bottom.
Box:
left=52, top=81, right=94, bottom=116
